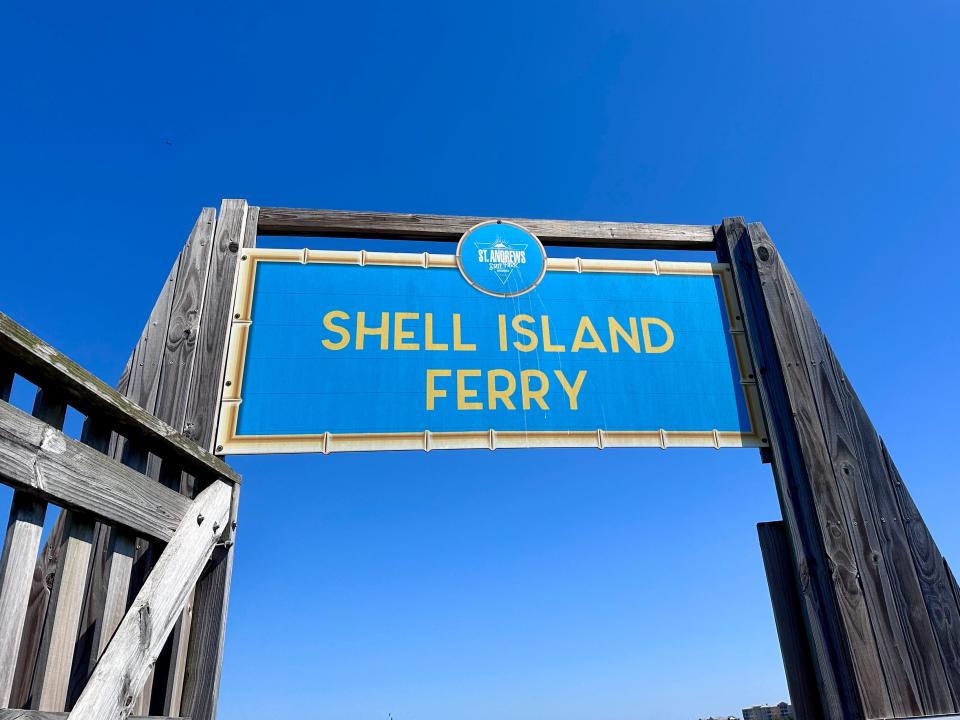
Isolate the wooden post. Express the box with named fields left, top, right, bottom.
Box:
left=3, top=391, right=67, bottom=708
left=179, top=201, right=254, bottom=720
left=720, top=218, right=960, bottom=720
left=758, top=521, right=823, bottom=720
left=0, top=496, right=45, bottom=707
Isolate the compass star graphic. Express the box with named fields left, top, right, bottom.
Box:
left=474, top=236, right=528, bottom=285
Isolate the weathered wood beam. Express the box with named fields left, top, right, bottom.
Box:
left=257, top=206, right=716, bottom=250
left=0, top=391, right=65, bottom=708
left=0, top=494, right=45, bottom=706
left=0, top=400, right=190, bottom=543
left=68, top=480, right=232, bottom=720
left=29, top=513, right=93, bottom=711
left=717, top=218, right=862, bottom=720
left=179, top=200, right=252, bottom=720
left=0, top=313, right=240, bottom=486
left=758, top=521, right=823, bottom=720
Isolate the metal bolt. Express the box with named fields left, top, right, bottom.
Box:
left=197, top=513, right=205, bottom=525
left=216, top=445, right=224, bottom=452
left=225, top=380, right=232, bottom=387
left=234, top=313, right=240, bottom=319
left=241, top=255, right=248, bottom=261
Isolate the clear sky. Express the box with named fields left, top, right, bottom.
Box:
left=2, top=2, right=959, bottom=719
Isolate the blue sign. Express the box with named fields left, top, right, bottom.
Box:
left=216, top=247, right=765, bottom=454
left=456, top=221, right=547, bottom=297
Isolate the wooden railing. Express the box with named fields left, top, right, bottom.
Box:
left=0, top=312, right=240, bottom=720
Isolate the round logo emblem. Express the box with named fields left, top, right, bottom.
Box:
left=455, top=220, right=547, bottom=298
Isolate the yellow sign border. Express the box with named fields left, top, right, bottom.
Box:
left=215, top=249, right=768, bottom=455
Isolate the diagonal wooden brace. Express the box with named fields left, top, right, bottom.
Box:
left=67, top=480, right=233, bottom=720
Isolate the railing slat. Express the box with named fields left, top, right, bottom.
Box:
left=0, top=493, right=46, bottom=707
left=29, top=513, right=93, bottom=711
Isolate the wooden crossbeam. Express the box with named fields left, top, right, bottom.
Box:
left=0, top=313, right=240, bottom=486
left=0, top=399, right=190, bottom=543
left=257, top=207, right=716, bottom=250
left=68, top=480, right=232, bottom=720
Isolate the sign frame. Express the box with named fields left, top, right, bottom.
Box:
left=215, top=247, right=767, bottom=454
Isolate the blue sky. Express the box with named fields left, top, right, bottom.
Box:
left=2, top=2, right=959, bottom=719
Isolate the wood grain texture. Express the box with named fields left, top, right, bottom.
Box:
left=140, top=211, right=216, bottom=716
left=95, top=533, right=136, bottom=660
left=745, top=222, right=897, bottom=718
left=179, top=487, right=237, bottom=720
left=183, top=199, right=248, bottom=453
left=68, top=480, right=232, bottom=720
left=0, top=313, right=239, bottom=485
left=179, top=200, right=249, bottom=720
left=750, top=223, right=932, bottom=717
left=29, top=514, right=94, bottom=711
left=884, top=440, right=960, bottom=705
left=813, top=312, right=955, bottom=713
left=758, top=521, right=824, bottom=720
left=729, top=218, right=960, bottom=719
left=10, top=515, right=61, bottom=708
left=718, top=218, right=861, bottom=720
left=6, top=392, right=68, bottom=708
left=257, top=206, right=716, bottom=250
left=151, top=208, right=216, bottom=473
left=0, top=493, right=46, bottom=706
left=0, top=400, right=190, bottom=543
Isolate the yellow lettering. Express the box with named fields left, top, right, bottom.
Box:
left=608, top=317, right=641, bottom=353
left=642, top=317, right=674, bottom=353
left=520, top=369, right=550, bottom=410
left=554, top=369, right=587, bottom=410
left=512, top=314, right=538, bottom=352
left=321, top=310, right=350, bottom=350
left=356, top=311, right=390, bottom=350
left=394, top=312, right=420, bottom=350
left=498, top=314, right=508, bottom=352
left=426, top=369, right=451, bottom=410
left=487, top=369, right=516, bottom=410
left=541, top=316, right=566, bottom=352
left=453, top=314, right=476, bottom=351
left=456, top=369, right=483, bottom=410
left=571, top=316, right=607, bottom=352
left=424, top=313, right=448, bottom=351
